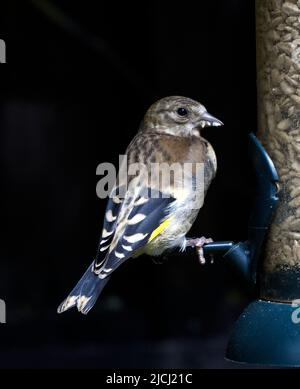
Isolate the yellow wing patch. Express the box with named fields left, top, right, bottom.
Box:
left=148, top=218, right=172, bottom=242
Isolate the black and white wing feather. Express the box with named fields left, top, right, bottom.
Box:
left=94, top=186, right=175, bottom=277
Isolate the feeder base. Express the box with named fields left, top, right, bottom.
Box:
left=226, top=299, right=300, bottom=367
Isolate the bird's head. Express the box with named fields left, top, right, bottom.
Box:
left=142, top=96, right=223, bottom=137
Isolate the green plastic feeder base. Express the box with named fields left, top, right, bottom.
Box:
left=226, top=299, right=300, bottom=367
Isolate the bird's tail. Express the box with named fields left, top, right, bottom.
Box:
left=57, top=263, right=110, bottom=315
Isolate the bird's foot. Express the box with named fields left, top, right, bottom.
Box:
left=185, top=237, right=213, bottom=265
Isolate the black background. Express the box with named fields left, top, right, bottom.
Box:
left=0, top=0, right=257, bottom=368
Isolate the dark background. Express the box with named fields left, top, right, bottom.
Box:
left=0, top=0, right=257, bottom=368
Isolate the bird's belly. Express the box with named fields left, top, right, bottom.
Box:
left=143, top=205, right=200, bottom=257
left=141, top=172, right=206, bottom=257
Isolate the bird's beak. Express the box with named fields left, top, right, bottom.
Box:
left=197, top=112, right=224, bottom=129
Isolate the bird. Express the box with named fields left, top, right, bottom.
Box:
left=58, top=96, right=223, bottom=315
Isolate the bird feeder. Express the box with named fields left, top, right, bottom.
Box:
left=204, top=0, right=300, bottom=366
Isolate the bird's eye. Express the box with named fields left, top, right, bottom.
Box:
left=176, top=107, right=188, bottom=117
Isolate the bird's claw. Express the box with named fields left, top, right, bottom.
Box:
left=186, top=237, right=213, bottom=265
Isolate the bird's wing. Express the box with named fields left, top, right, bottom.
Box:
left=93, top=185, right=175, bottom=277
left=57, top=187, right=175, bottom=315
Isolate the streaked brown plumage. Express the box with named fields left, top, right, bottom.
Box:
left=58, top=96, right=223, bottom=314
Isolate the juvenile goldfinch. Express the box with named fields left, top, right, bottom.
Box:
left=58, top=96, right=223, bottom=315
